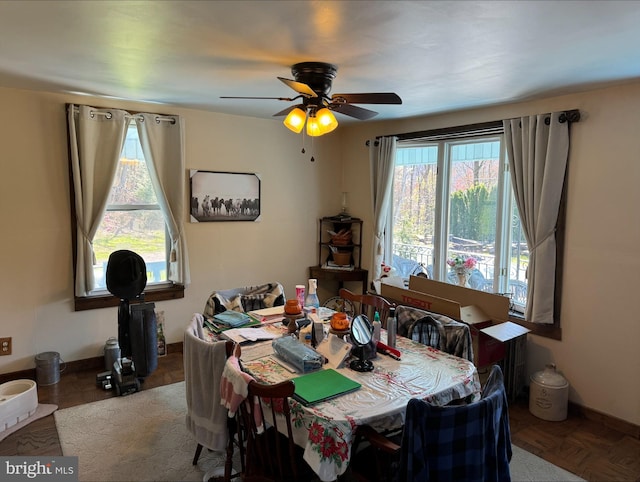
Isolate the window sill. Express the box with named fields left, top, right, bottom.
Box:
left=508, top=312, right=561, bottom=341
left=74, top=284, right=184, bottom=311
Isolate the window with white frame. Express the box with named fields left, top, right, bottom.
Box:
left=92, top=121, right=169, bottom=291
left=392, top=135, right=527, bottom=314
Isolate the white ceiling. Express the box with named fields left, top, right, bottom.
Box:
left=1, top=0, right=640, bottom=123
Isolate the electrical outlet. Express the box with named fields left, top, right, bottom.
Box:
left=0, top=337, right=11, bottom=356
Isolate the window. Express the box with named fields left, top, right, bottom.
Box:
left=68, top=104, right=187, bottom=311
left=392, top=135, right=527, bottom=314
left=92, top=122, right=169, bottom=292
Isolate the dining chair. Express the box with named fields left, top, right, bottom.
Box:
left=396, top=305, right=474, bottom=363
left=204, top=282, right=285, bottom=316
left=338, top=288, right=394, bottom=328
left=406, top=314, right=444, bottom=349
left=238, top=379, right=314, bottom=482
left=350, top=365, right=512, bottom=482
left=184, top=315, right=243, bottom=482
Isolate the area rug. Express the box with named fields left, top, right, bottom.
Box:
left=54, top=381, right=583, bottom=482
left=54, top=382, right=228, bottom=482
left=0, top=403, right=58, bottom=442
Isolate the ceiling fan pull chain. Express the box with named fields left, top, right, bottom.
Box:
left=310, top=136, right=315, bottom=162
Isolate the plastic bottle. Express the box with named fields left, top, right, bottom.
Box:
left=305, top=278, right=320, bottom=312
left=157, top=322, right=166, bottom=357
left=295, top=285, right=306, bottom=313
left=372, top=311, right=382, bottom=344
left=386, top=307, right=397, bottom=349
left=300, top=323, right=313, bottom=346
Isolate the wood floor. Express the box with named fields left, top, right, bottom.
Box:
left=1, top=349, right=639, bottom=481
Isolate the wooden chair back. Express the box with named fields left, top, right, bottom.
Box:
left=339, top=288, right=394, bottom=328
left=240, top=379, right=300, bottom=482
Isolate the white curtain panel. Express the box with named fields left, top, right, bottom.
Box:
left=136, top=114, right=190, bottom=286
left=369, top=136, right=397, bottom=281
left=68, top=105, right=128, bottom=296
left=503, top=113, right=569, bottom=324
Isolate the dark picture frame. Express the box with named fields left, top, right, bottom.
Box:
left=189, top=170, right=261, bottom=222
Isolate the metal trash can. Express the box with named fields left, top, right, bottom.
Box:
left=529, top=363, right=569, bottom=421
left=35, top=351, right=63, bottom=386
left=104, top=337, right=121, bottom=371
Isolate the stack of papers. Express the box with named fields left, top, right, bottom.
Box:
left=240, top=341, right=274, bottom=361
left=213, top=310, right=251, bottom=327
left=248, top=306, right=285, bottom=324
left=220, top=327, right=279, bottom=344
left=322, top=262, right=355, bottom=271
left=205, top=314, right=262, bottom=334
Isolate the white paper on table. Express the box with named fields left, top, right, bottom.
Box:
left=315, top=335, right=352, bottom=369
left=221, top=327, right=279, bottom=343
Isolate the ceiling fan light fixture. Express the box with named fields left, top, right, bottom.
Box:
left=306, top=112, right=323, bottom=137
left=283, top=107, right=306, bottom=133
left=316, top=108, right=338, bottom=134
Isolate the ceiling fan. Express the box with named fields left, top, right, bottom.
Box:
left=221, top=61, right=402, bottom=136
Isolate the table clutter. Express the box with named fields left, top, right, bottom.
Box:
left=239, top=332, right=480, bottom=481
left=196, top=279, right=481, bottom=481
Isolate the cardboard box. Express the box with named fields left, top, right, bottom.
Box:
left=381, top=277, right=529, bottom=367
left=379, top=283, right=462, bottom=319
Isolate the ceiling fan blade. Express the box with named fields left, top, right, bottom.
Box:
left=220, top=96, right=295, bottom=101
left=277, top=77, right=318, bottom=97
left=329, top=103, right=379, bottom=120
left=331, top=93, right=402, bottom=105
left=272, top=104, right=304, bottom=117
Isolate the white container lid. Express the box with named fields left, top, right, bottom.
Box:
left=531, top=363, right=568, bottom=388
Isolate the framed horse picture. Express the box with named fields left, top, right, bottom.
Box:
left=189, top=170, right=261, bottom=222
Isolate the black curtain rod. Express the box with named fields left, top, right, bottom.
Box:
left=366, top=109, right=580, bottom=146
left=66, top=102, right=177, bottom=121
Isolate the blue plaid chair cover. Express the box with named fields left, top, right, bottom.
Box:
left=399, top=365, right=512, bottom=482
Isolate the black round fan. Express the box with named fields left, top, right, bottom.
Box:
left=221, top=61, right=402, bottom=121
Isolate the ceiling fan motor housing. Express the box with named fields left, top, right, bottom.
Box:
left=291, top=62, right=337, bottom=98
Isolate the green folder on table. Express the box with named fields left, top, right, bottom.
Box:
left=293, top=369, right=361, bottom=406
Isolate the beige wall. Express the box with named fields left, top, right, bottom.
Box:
left=0, top=86, right=341, bottom=374
left=1, top=80, right=639, bottom=427
left=343, top=81, right=640, bottom=426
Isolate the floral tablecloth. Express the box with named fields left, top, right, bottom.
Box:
left=238, top=329, right=481, bottom=481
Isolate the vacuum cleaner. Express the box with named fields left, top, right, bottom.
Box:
left=105, top=250, right=159, bottom=396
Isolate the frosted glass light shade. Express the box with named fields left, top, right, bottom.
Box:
left=283, top=107, right=306, bottom=133
left=316, top=108, right=338, bottom=134
left=306, top=114, right=322, bottom=137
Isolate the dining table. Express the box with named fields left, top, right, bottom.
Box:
left=207, top=318, right=481, bottom=482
